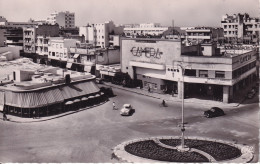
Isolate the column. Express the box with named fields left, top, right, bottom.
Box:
left=229, top=86, right=233, bottom=102
left=223, top=86, right=229, bottom=103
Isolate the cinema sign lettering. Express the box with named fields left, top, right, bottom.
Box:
left=130, top=47, right=163, bottom=59
left=239, top=54, right=251, bottom=64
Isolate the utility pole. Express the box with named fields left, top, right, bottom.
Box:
left=177, top=63, right=190, bottom=152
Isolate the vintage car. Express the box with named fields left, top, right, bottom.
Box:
left=204, top=107, right=225, bottom=118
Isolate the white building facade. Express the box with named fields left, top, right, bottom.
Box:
left=79, top=21, right=124, bottom=48
left=48, top=37, right=77, bottom=61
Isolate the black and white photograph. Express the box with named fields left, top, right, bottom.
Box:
left=0, top=0, right=259, bottom=163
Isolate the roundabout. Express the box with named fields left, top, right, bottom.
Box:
left=113, top=136, right=254, bottom=163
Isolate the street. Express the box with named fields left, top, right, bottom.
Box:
left=0, top=87, right=258, bottom=162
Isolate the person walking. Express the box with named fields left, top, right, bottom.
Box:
left=162, top=99, right=166, bottom=107
left=33, top=110, right=36, bottom=119
left=113, top=102, right=116, bottom=110
left=3, top=112, right=7, bottom=121
left=148, top=86, right=151, bottom=93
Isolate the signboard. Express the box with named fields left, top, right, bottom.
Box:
left=130, top=47, right=163, bottom=59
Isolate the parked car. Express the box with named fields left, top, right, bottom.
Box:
left=204, top=107, right=225, bottom=118
left=120, top=104, right=133, bottom=116
left=100, top=87, right=114, bottom=97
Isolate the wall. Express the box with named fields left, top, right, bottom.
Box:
left=56, top=12, right=66, bottom=27
left=97, top=48, right=120, bottom=65
left=121, top=38, right=181, bottom=79
left=0, top=29, right=5, bottom=47
left=0, top=46, right=21, bottom=59
left=201, top=43, right=217, bottom=56
left=14, top=69, right=35, bottom=82
left=36, top=24, right=59, bottom=37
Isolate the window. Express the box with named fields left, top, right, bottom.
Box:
left=184, top=69, right=196, bottom=76
left=199, top=70, right=208, bottom=78
left=215, top=71, right=225, bottom=78
left=154, top=84, right=157, bottom=89
left=144, top=81, right=148, bottom=87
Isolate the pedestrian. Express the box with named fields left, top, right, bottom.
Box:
left=113, top=102, right=116, bottom=110
left=162, top=99, right=166, bottom=107
left=148, top=86, right=151, bottom=93
left=33, top=110, right=36, bottom=119
left=3, top=112, right=7, bottom=121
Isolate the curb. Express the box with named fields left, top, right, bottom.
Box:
left=102, top=83, right=240, bottom=107
left=113, top=136, right=254, bottom=163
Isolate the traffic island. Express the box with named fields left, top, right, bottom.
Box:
left=113, top=136, right=254, bottom=163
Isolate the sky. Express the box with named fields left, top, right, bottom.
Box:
left=0, top=0, right=259, bottom=27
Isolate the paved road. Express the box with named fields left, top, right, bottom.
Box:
left=0, top=87, right=258, bottom=162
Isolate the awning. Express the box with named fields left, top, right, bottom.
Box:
left=73, top=99, right=80, bottom=103
left=4, top=88, right=64, bottom=108
left=59, top=81, right=100, bottom=100
left=73, top=54, right=80, bottom=58
left=81, top=97, right=88, bottom=101
left=66, top=62, right=73, bottom=69
left=94, top=94, right=100, bottom=98
left=65, top=101, right=73, bottom=105
left=3, top=80, right=100, bottom=108
left=84, top=65, right=92, bottom=72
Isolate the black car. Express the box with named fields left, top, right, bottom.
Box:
left=204, top=107, right=225, bottom=118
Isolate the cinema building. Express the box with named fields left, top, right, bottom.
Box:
left=121, top=38, right=257, bottom=103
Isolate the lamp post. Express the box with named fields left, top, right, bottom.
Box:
left=177, top=63, right=190, bottom=151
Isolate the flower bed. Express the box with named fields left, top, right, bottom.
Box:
left=160, top=139, right=241, bottom=161
left=125, top=140, right=209, bottom=162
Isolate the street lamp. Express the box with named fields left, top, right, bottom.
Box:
left=177, top=63, right=190, bottom=152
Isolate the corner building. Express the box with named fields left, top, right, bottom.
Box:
left=121, top=38, right=257, bottom=103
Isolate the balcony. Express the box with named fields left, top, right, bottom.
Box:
left=24, top=42, right=33, bottom=46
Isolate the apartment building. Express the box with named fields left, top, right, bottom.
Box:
left=180, top=27, right=224, bottom=44
left=4, top=27, right=23, bottom=46
left=46, top=11, right=75, bottom=28
left=221, top=13, right=260, bottom=44
left=124, top=23, right=169, bottom=38
left=23, top=24, right=59, bottom=54
left=48, top=37, right=77, bottom=67
left=79, top=21, right=124, bottom=48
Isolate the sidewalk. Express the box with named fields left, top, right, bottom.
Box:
left=101, top=82, right=242, bottom=108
